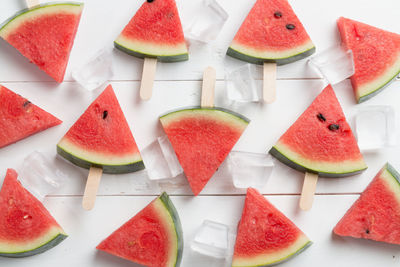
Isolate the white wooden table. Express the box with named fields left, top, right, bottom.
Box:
left=1, top=0, right=400, bottom=266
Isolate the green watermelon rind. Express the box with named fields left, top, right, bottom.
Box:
left=114, top=41, right=189, bottom=63
left=386, top=162, right=400, bottom=186
left=269, top=146, right=367, bottom=177
left=0, top=2, right=83, bottom=33
left=234, top=240, right=312, bottom=267
left=56, top=145, right=145, bottom=174
left=159, top=106, right=250, bottom=124
left=226, top=46, right=316, bottom=66
left=0, top=232, right=67, bottom=258
left=358, top=70, right=400, bottom=103
left=159, top=192, right=184, bottom=267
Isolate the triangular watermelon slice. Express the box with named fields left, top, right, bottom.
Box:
left=97, top=192, right=183, bottom=267
left=337, top=17, right=400, bottom=103
left=227, top=0, right=315, bottom=65
left=115, top=0, right=188, bottom=62
left=0, top=3, right=83, bottom=82
left=57, top=85, right=144, bottom=174
left=270, top=85, right=367, bottom=177
left=334, top=163, right=400, bottom=245
left=0, top=85, right=62, bottom=149
left=159, top=107, right=249, bottom=195
left=0, top=169, right=67, bottom=257
left=232, top=188, right=311, bottom=267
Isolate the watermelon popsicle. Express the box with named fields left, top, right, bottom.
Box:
left=227, top=0, right=315, bottom=103
left=115, top=0, right=189, bottom=100
left=159, top=67, right=250, bottom=196
left=57, top=85, right=145, bottom=210
left=0, top=1, right=83, bottom=82
left=269, top=85, right=367, bottom=210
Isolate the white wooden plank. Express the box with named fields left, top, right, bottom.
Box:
left=0, top=0, right=399, bottom=82
left=0, top=80, right=399, bottom=195
left=0, top=195, right=399, bottom=267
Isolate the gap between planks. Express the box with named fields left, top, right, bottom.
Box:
left=45, top=192, right=362, bottom=198
left=0, top=77, right=329, bottom=84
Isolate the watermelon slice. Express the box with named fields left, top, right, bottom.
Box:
left=97, top=192, right=183, bottom=267
left=227, top=0, right=315, bottom=65
left=115, top=0, right=188, bottom=62
left=0, top=2, right=83, bottom=82
left=159, top=107, right=249, bottom=195
left=0, top=169, right=67, bottom=257
left=232, top=188, right=311, bottom=267
left=334, top=163, right=400, bottom=245
left=269, top=85, right=367, bottom=177
left=0, top=85, right=62, bottom=149
left=337, top=17, right=400, bottom=103
left=57, top=85, right=144, bottom=174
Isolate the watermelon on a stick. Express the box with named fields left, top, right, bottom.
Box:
left=57, top=85, right=145, bottom=210
left=232, top=188, right=311, bottom=266
left=334, top=163, right=400, bottom=245
left=227, top=0, right=315, bottom=103
left=97, top=192, right=183, bottom=267
left=337, top=17, right=400, bottom=103
left=269, top=85, right=367, bottom=210
left=0, top=1, right=83, bottom=82
left=115, top=0, right=188, bottom=100
left=159, top=67, right=249, bottom=195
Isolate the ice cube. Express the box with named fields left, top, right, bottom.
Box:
left=225, top=64, right=262, bottom=103
left=72, top=48, right=114, bottom=91
left=226, top=151, right=274, bottom=189
left=355, top=106, right=396, bottom=151
left=184, top=0, right=228, bottom=43
left=308, top=46, right=355, bottom=85
left=191, top=220, right=232, bottom=259
left=19, top=151, right=68, bottom=202
left=141, top=136, right=183, bottom=180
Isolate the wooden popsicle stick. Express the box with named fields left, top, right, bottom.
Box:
left=201, top=66, right=216, bottom=108
left=299, top=172, right=319, bottom=211
left=263, top=62, right=277, bottom=103
left=82, top=167, right=103, bottom=210
left=26, top=0, right=40, bottom=8
left=140, top=57, right=158, bottom=101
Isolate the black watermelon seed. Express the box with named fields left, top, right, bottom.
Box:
left=328, top=124, right=340, bottom=131
left=23, top=101, right=31, bottom=107
left=286, top=24, right=295, bottom=30
left=147, top=0, right=154, bottom=2
left=366, top=229, right=370, bottom=234
left=102, top=110, right=108, bottom=119
left=274, top=11, right=282, bottom=18
left=317, top=113, right=326, bottom=122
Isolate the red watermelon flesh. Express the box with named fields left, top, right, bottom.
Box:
left=334, top=163, right=400, bottom=245
left=228, top=0, right=315, bottom=65
left=0, top=169, right=67, bottom=257
left=270, top=85, right=367, bottom=177
left=0, top=3, right=83, bottom=82
left=115, top=0, right=188, bottom=61
left=232, top=188, right=311, bottom=267
left=0, top=85, right=61, bottom=149
left=57, top=85, right=144, bottom=174
left=337, top=17, right=400, bottom=103
left=159, top=108, right=249, bottom=196
left=96, top=192, right=183, bottom=267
